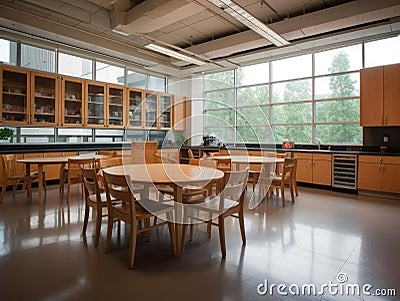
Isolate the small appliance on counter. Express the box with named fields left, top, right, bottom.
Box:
left=203, top=134, right=217, bottom=146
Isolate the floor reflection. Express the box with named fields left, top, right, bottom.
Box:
left=0, top=184, right=399, bottom=300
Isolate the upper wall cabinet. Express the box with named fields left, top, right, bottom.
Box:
left=1, top=65, right=185, bottom=130
left=31, top=71, right=59, bottom=126
left=127, top=88, right=144, bottom=128
left=172, top=96, right=186, bottom=131
left=0, top=66, right=30, bottom=125
left=159, top=93, right=172, bottom=129
left=0, top=67, right=59, bottom=126
left=144, top=91, right=158, bottom=129
left=360, top=64, right=400, bottom=126
left=61, top=76, right=85, bottom=127
left=86, top=81, right=106, bottom=127
left=107, top=84, right=125, bottom=128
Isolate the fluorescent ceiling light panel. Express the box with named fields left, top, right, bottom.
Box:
left=208, top=0, right=289, bottom=47
left=144, top=43, right=206, bottom=66
left=112, top=25, right=130, bottom=36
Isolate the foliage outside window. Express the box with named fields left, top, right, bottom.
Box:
left=204, top=46, right=364, bottom=144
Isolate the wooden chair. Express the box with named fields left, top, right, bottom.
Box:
left=0, top=154, right=46, bottom=203
left=211, top=155, right=231, bottom=172
left=102, top=170, right=176, bottom=269
left=130, top=141, right=158, bottom=164
left=81, top=166, right=113, bottom=247
left=187, top=168, right=249, bottom=257
left=61, top=157, right=97, bottom=210
left=269, top=157, right=297, bottom=207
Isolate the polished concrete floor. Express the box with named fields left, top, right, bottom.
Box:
left=0, top=184, right=399, bottom=301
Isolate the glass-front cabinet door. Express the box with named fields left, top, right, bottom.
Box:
left=30, top=72, right=59, bottom=126
left=61, top=77, right=84, bottom=126
left=145, top=91, right=158, bottom=128
left=159, top=93, right=172, bottom=129
left=107, top=84, right=125, bottom=128
left=0, top=66, right=30, bottom=125
left=86, top=81, right=106, bottom=127
left=127, top=88, right=143, bottom=128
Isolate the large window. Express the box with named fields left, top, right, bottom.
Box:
left=0, top=38, right=17, bottom=65
left=95, top=61, right=125, bottom=84
left=59, top=52, right=93, bottom=79
left=126, top=70, right=146, bottom=89
left=365, top=35, right=400, bottom=68
left=148, top=75, right=166, bottom=92
left=204, top=44, right=367, bottom=144
left=21, top=44, right=55, bottom=73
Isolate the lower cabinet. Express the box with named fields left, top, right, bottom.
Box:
left=294, top=152, right=332, bottom=186
left=358, top=155, right=400, bottom=194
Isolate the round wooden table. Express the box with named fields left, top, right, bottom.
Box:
left=17, top=154, right=105, bottom=205
left=103, top=163, right=225, bottom=256
left=212, top=155, right=285, bottom=208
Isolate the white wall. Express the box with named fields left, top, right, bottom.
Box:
left=168, top=76, right=204, bottom=146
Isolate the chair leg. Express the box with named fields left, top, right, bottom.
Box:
left=189, top=224, right=194, bottom=241
left=67, top=180, right=71, bottom=210
left=43, top=174, right=47, bottom=194
left=293, top=179, right=298, bottom=197
left=167, top=221, right=177, bottom=256
left=290, top=182, right=295, bottom=203
left=94, top=209, right=102, bottom=247
left=166, top=211, right=176, bottom=256
left=0, top=186, right=5, bottom=203
left=13, top=183, right=17, bottom=198
left=238, top=210, right=246, bottom=244
left=281, top=183, right=285, bottom=207
left=206, top=212, right=213, bottom=238
left=82, top=204, right=90, bottom=236
left=105, top=213, right=114, bottom=254
left=128, top=222, right=137, bottom=269
left=181, top=223, right=188, bottom=252
left=218, top=215, right=226, bottom=258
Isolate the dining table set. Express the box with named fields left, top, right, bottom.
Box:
left=16, top=152, right=284, bottom=261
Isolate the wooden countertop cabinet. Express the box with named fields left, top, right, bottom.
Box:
left=294, top=152, right=332, bottom=186
left=358, top=155, right=400, bottom=194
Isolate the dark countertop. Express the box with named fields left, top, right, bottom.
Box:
left=1, top=142, right=400, bottom=156
left=0, top=142, right=132, bottom=154
left=182, top=145, right=400, bottom=156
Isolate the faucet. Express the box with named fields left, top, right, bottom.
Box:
left=314, top=138, right=321, bottom=150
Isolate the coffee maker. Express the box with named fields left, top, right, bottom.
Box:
left=202, top=134, right=216, bottom=146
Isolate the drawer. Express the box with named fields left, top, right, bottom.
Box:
left=293, top=152, right=313, bottom=160
left=382, top=156, right=400, bottom=165
left=359, top=155, right=380, bottom=163
left=313, top=153, right=332, bottom=161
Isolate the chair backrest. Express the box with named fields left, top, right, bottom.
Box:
left=68, top=157, right=97, bottom=181
left=0, top=154, right=15, bottom=178
left=131, top=141, right=158, bottom=164
left=100, top=156, right=122, bottom=169
left=282, top=157, right=297, bottom=181
left=221, top=168, right=249, bottom=202
left=199, top=157, right=217, bottom=169
left=102, top=170, right=136, bottom=220
left=188, top=149, right=195, bottom=159
left=215, top=157, right=231, bottom=172
left=81, top=167, right=102, bottom=204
